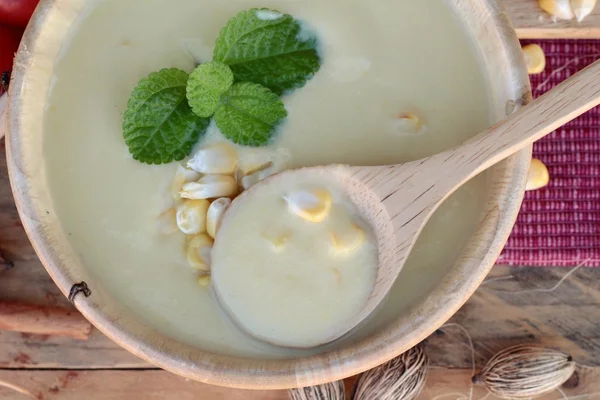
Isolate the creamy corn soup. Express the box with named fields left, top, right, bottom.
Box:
left=44, top=0, right=490, bottom=357
left=213, top=176, right=379, bottom=348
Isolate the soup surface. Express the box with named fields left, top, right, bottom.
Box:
left=213, top=176, right=379, bottom=348
left=44, top=0, right=490, bottom=357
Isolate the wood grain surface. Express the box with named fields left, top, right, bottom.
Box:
left=1, top=367, right=598, bottom=399
left=505, top=0, right=600, bottom=39
left=0, top=302, right=92, bottom=341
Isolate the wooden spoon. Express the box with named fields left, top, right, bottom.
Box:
left=214, top=59, right=600, bottom=348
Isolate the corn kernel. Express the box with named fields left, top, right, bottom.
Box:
left=176, top=199, right=209, bottom=235
left=394, top=112, right=425, bottom=134
left=187, top=234, right=214, bottom=272
left=261, top=227, right=291, bottom=252
left=187, top=142, right=238, bottom=174
left=526, top=158, right=550, bottom=191
left=197, top=275, right=212, bottom=287
left=523, top=44, right=546, bottom=75
left=171, top=165, right=201, bottom=201
left=571, top=0, right=597, bottom=21
left=206, top=198, right=231, bottom=238
left=239, top=162, right=278, bottom=190
left=539, top=0, right=575, bottom=20
left=180, top=175, right=238, bottom=200
left=285, top=188, right=333, bottom=223
left=329, top=224, right=366, bottom=254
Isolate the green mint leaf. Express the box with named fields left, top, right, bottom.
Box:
left=214, top=82, right=287, bottom=146
left=213, top=8, right=321, bottom=94
left=187, top=61, right=234, bottom=118
left=123, top=68, right=210, bottom=165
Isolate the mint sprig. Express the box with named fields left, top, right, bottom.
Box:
left=123, top=68, right=210, bottom=165
left=187, top=61, right=234, bottom=118
left=214, top=83, right=287, bottom=146
left=213, top=8, right=321, bottom=95
left=123, top=8, right=322, bottom=163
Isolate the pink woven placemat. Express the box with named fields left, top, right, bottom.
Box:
left=497, top=39, right=600, bottom=267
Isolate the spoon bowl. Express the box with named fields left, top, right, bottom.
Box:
left=213, top=58, right=600, bottom=348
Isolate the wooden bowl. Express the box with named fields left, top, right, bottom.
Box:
left=5, top=0, right=531, bottom=390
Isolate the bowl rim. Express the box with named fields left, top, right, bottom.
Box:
left=6, top=0, right=532, bottom=390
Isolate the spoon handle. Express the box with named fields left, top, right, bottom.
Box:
left=447, top=58, right=600, bottom=187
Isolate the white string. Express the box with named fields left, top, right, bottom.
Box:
left=477, top=392, right=493, bottom=400
left=555, top=391, right=600, bottom=400
left=482, top=259, right=591, bottom=294
left=533, top=54, right=600, bottom=95
left=558, top=387, right=569, bottom=400
left=0, top=379, right=36, bottom=399
left=439, top=323, right=477, bottom=400
left=430, top=392, right=468, bottom=400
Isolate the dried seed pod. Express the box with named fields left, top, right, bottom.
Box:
left=539, top=0, right=575, bottom=19
left=472, top=345, right=576, bottom=399
left=526, top=158, right=550, bottom=191
left=353, top=344, right=428, bottom=400
left=571, top=0, right=597, bottom=21
left=289, top=380, right=346, bottom=400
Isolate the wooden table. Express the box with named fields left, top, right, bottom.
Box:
left=3, top=2, right=600, bottom=398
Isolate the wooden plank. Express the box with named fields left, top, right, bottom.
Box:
left=0, top=367, right=597, bottom=400
left=427, top=266, right=600, bottom=368
left=0, top=329, right=147, bottom=369
left=505, top=0, right=600, bottom=39
left=0, top=370, right=288, bottom=400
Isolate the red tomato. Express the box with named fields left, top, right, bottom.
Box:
left=0, top=24, right=23, bottom=75
left=0, top=0, right=40, bottom=28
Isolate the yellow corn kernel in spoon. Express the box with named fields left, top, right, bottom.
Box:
left=329, top=224, right=366, bottom=255
left=285, top=188, right=332, bottom=223
left=261, top=227, right=291, bottom=252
